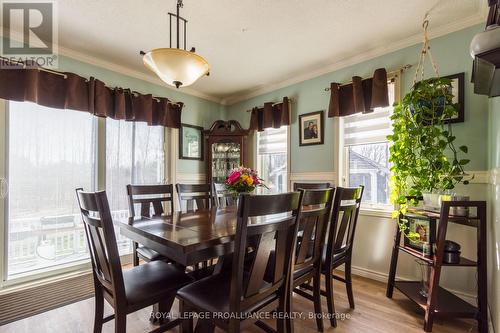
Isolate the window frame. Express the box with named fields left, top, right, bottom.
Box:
left=254, top=125, right=291, bottom=193
left=338, top=73, right=400, bottom=213
left=0, top=100, right=168, bottom=288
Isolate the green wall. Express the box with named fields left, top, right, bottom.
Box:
left=226, top=24, right=489, bottom=172
left=57, top=56, right=223, bottom=174
left=488, top=97, right=500, bottom=332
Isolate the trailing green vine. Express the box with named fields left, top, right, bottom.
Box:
left=387, top=77, right=471, bottom=239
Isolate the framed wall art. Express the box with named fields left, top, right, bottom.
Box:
left=179, top=123, right=204, bottom=160
left=299, top=110, right=324, bottom=146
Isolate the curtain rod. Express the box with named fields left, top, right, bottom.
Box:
left=245, top=98, right=293, bottom=113
left=0, top=57, right=184, bottom=105
left=323, top=64, right=413, bottom=91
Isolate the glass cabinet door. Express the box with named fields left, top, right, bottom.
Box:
left=211, top=142, right=241, bottom=183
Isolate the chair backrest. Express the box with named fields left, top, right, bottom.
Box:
left=229, top=192, right=303, bottom=313
left=294, top=188, right=334, bottom=274
left=325, top=186, right=364, bottom=265
left=293, top=182, right=331, bottom=191
left=126, top=184, right=174, bottom=218
left=176, top=183, right=211, bottom=211
left=75, top=189, right=125, bottom=302
left=212, top=182, right=236, bottom=208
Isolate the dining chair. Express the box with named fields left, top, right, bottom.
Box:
left=321, top=186, right=364, bottom=327
left=212, top=182, right=236, bottom=208
left=175, top=183, right=212, bottom=212
left=126, top=184, right=174, bottom=266
left=177, top=192, right=304, bottom=333
left=293, top=182, right=331, bottom=191
left=290, top=188, right=334, bottom=332
left=76, top=188, right=193, bottom=333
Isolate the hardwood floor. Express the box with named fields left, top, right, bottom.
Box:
left=0, top=274, right=478, bottom=333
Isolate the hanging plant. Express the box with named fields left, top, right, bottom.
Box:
left=387, top=17, right=472, bottom=240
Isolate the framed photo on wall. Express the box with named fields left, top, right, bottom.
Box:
left=443, top=72, right=465, bottom=124
left=179, top=123, right=204, bottom=160
left=299, top=110, right=324, bottom=146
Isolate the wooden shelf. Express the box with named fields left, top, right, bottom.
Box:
left=394, top=281, right=477, bottom=317
left=398, top=245, right=477, bottom=267
left=387, top=202, right=487, bottom=332
left=406, top=210, right=479, bottom=227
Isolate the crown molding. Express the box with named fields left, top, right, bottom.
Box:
left=222, top=10, right=487, bottom=106
left=0, top=29, right=223, bottom=105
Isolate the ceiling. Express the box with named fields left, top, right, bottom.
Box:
left=6, top=0, right=488, bottom=104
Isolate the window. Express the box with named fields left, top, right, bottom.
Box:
left=3, top=101, right=166, bottom=281
left=106, top=120, right=165, bottom=254
left=6, top=101, right=96, bottom=277
left=343, top=80, right=396, bottom=210
left=256, top=127, right=289, bottom=194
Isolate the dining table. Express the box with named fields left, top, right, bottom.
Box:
left=116, top=206, right=294, bottom=269
left=117, top=206, right=239, bottom=268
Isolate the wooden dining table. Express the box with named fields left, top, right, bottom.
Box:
left=116, top=206, right=292, bottom=268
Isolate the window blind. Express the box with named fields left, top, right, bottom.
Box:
left=257, top=127, right=288, bottom=154
left=344, top=82, right=395, bottom=146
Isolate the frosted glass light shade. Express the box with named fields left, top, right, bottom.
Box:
left=143, top=48, right=210, bottom=88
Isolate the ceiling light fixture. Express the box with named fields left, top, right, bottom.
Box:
left=141, top=0, right=210, bottom=88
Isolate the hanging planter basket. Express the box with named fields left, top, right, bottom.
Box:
left=387, top=15, right=473, bottom=239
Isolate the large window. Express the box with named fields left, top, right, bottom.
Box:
left=256, top=127, right=288, bottom=194
left=343, top=80, right=396, bottom=210
left=3, top=101, right=166, bottom=281
left=7, top=102, right=96, bottom=277
left=106, top=120, right=165, bottom=254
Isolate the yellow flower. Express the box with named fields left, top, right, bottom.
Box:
left=246, top=177, right=254, bottom=185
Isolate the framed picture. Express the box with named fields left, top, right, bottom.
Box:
left=443, top=72, right=465, bottom=124
left=299, top=111, right=324, bottom=146
left=403, top=215, right=436, bottom=252
left=179, top=124, right=204, bottom=160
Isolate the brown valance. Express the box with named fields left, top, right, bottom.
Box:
left=328, top=68, right=389, bottom=117
left=0, top=62, right=183, bottom=128
left=249, top=96, right=290, bottom=131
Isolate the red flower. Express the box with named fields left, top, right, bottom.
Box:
left=252, top=175, right=260, bottom=185
left=227, top=171, right=241, bottom=184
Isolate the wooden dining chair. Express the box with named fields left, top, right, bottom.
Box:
left=177, top=192, right=304, bottom=333
left=175, top=183, right=212, bottom=212
left=126, top=184, right=173, bottom=266
left=290, top=188, right=334, bottom=332
left=321, top=186, right=364, bottom=327
left=212, top=182, right=236, bottom=208
left=76, top=188, right=193, bottom=333
left=293, top=182, right=331, bottom=191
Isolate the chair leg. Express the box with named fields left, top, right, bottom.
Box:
left=114, top=312, right=126, bottom=333
left=93, top=287, right=104, bottom=333
left=154, top=293, right=176, bottom=324
left=345, top=259, right=355, bottom=309
left=179, top=300, right=193, bottom=333
left=313, top=269, right=324, bottom=332
left=228, top=318, right=240, bottom=333
left=132, top=241, right=139, bottom=267
left=324, top=270, right=337, bottom=328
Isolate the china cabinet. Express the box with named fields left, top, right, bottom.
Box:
left=204, top=120, right=249, bottom=184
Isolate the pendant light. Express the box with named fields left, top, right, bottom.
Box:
left=141, top=0, right=210, bottom=88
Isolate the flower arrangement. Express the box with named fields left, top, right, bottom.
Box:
left=225, top=167, right=267, bottom=194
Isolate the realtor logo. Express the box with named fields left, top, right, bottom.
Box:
left=1, top=1, right=58, bottom=67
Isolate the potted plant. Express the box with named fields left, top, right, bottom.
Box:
left=387, top=76, right=471, bottom=238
